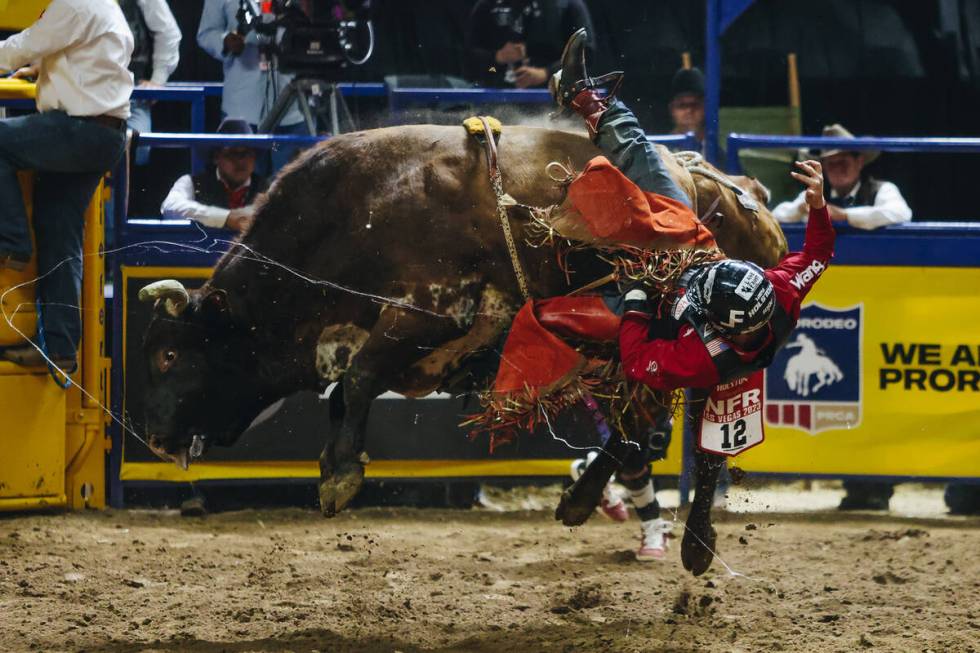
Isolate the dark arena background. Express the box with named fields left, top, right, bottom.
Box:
left=0, top=1, right=978, bottom=652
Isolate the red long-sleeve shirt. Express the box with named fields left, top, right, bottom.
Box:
left=619, top=206, right=835, bottom=390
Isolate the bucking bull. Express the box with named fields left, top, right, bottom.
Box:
left=138, top=124, right=787, bottom=575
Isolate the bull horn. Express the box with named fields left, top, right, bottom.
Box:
left=139, top=279, right=190, bottom=317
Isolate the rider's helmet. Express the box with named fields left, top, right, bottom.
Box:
left=686, top=260, right=775, bottom=337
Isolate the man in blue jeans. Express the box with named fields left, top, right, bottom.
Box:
left=0, top=0, right=132, bottom=369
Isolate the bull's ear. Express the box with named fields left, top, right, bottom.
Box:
left=200, top=289, right=231, bottom=325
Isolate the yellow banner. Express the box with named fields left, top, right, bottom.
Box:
left=738, top=265, right=980, bottom=479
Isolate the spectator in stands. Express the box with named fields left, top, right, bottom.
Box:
left=773, top=124, right=912, bottom=230
left=669, top=66, right=705, bottom=144
left=120, top=0, right=181, bottom=166
left=197, top=0, right=305, bottom=170
left=0, top=0, right=131, bottom=370
left=464, top=0, right=595, bottom=89
left=161, top=118, right=268, bottom=233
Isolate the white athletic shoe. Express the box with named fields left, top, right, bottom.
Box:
left=636, top=518, right=674, bottom=561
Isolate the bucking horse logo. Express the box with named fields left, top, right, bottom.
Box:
left=783, top=333, right=844, bottom=397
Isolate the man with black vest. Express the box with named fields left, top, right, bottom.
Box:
left=773, top=124, right=912, bottom=230
left=161, top=119, right=268, bottom=232
left=119, top=0, right=181, bottom=166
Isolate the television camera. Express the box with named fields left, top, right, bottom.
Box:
left=236, top=0, right=374, bottom=77
left=235, top=1, right=374, bottom=135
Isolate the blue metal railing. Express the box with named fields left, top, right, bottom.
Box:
left=726, top=133, right=980, bottom=175
left=649, top=133, right=702, bottom=152
left=132, top=86, right=208, bottom=133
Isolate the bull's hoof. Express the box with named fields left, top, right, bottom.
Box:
left=680, top=525, right=717, bottom=576
left=319, top=479, right=339, bottom=518
left=554, top=481, right=602, bottom=527
left=318, top=462, right=366, bottom=517
left=332, top=462, right=365, bottom=513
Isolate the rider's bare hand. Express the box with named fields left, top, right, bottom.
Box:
left=790, top=160, right=826, bottom=209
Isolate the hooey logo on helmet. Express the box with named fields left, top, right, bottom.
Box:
left=688, top=260, right=775, bottom=337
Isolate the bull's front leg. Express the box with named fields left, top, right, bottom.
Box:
left=681, top=447, right=725, bottom=575
left=319, top=299, right=470, bottom=517
left=319, top=371, right=377, bottom=517
left=680, top=389, right=724, bottom=576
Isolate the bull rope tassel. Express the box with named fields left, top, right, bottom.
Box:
left=476, top=116, right=531, bottom=301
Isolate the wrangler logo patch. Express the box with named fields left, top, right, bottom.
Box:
left=789, top=260, right=827, bottom=291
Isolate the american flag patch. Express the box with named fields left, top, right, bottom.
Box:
left=705, top=337, right=728, bottom=357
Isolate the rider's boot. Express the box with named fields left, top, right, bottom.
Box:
left=549, top=28, right=623, bottom=138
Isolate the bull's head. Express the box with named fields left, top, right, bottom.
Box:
left=139, top=280, right=265, bottom=469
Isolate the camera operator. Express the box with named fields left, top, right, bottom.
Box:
left=197, top=0, right=305, bottom=170
left=464, top=0, right=595, bottom=89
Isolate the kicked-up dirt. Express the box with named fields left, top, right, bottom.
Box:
left=0, top=499, right=978, bottom=653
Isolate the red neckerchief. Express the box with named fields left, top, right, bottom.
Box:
left=219, top=170, right=251, bottom=209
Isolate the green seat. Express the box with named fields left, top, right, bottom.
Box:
left=719, top=105, right=802, bottom=205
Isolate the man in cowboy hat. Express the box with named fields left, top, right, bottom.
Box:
left=773, top=124, right=912, bottom=230
left=160, top=118, right=269, bottom=233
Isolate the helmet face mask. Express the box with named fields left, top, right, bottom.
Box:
left=687, top=260, right=775, bottom=338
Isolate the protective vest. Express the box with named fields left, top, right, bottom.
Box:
left=119, top=0, right=153, bottom=83
left=191, top=170, right=268, bottom=209
left=662, top=264, right=795, bottom=383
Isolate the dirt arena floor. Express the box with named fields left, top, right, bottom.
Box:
left=1, top=484, right=978, bottom=653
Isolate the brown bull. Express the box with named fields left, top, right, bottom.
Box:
left=139, top=124, right=787, bottom=575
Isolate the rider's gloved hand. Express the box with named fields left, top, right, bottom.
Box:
left=623, top=287, right=650, bottom=315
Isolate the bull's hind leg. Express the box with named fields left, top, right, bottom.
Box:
left=680, top=389, right=724, bottom=576
left=318, top=304, right=467, bottom=517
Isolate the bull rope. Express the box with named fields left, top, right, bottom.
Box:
left=672, top=150, right=754, bottom=201
left=475, top=116, right=531, bottom=300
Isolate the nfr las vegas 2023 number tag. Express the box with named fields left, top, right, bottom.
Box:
left=699, top=371, right=765, bottom=457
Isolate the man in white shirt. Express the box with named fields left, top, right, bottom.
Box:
left=0, top=0, right=133, bottom=369
left=120, top=0, right=181, bottom=165
left=161, top=118, right=268, bottom=232
left=772, top=124, right=912, bottom=230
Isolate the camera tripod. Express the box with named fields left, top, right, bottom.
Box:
left=258, top=77, right=356, bottom=136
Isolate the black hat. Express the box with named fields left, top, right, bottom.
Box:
left=671, top=67, right=705, bottom=101
left=207, top=118, right=255, bottom=160
left=216, top=117, right=254, bottom=136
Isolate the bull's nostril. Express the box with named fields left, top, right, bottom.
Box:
left=148, top=435, right=161, bottom=450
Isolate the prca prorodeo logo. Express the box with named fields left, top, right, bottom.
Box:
left=765, top=303, right=862, bottom=433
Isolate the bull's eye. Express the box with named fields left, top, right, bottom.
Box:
left=156, top=349, right=178, bottom=373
